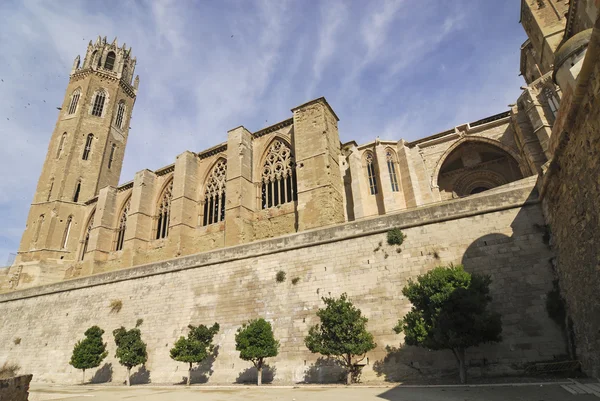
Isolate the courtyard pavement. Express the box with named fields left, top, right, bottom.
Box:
left=28, top=382, right=600, bottom=401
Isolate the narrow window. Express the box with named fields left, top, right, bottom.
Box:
left=82, top=134, right=93, bottom=160
left=47, top=178, right=54, bottom=202
left=366, top=152, right=378, bottom=195
left=61, top=216, right=72, bottom=249
left=104, top=51, right=116, bottom=70
left=33, top=215, right=44, bottom=244
left=203, top=160, right=227, bottom=226
left=545, top=88, right=560, bottom=118
left=81, top=213, right=94, bottom=261
left=91, top=50, right=97, bottom=67
left=115, top=101, right=126, bottom=128
left=73, top=180, right=81, bottom=202
left=386, top=150, right=399, bottom=192
left=97, top=53, right=102, bottom=68
left=108, top=144, right=116, bottom=169
left=115, top=199, right=130, bottom=251
left=156, top=180, right=173, bottom=239
left=261, top=140, right=297, bottom=209
left=68, top=89, right=80, bottom=114
left=91, top=91, right=106, bottom=117
left=56, top=133, right=67, bottom=159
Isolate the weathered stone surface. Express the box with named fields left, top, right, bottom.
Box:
left=0, top=375, right=32, bottom=401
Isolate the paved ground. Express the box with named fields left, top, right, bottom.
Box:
left=28, top=382, right=600, bottom=401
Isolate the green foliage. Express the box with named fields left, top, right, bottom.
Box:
left=305, top=293, right=376, bottom=383
left=13, top=337, right=21, bottom=345
left=387, top=228, right=406, bottom=246
left=546, top=280, right=566, bottom=329
left=276, top=270, right=286, bottom=283
left=291, top=277, right=300, bottom=285
left=170, top=323, right=220, bottom=364
left=113, top=326, right=148, bottom=369
left=70, top=326, right=108, bottom=371
left=235, top=318, right=279, bottom=365
left=0, top=362, right=20, bottom=379
left=135, top=318, right=144, bottom=328
left=109, top=299, right=123, bottom=313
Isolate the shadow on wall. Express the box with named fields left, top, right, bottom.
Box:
left=301, top=357, right=345, bottom=384
left=129, top=365, right=151, bottom=385
left=90, top=363, right=113, bottom=384
left=177, top=345, right=220, bottom=385
left=235, top=364, right=276, bottom=384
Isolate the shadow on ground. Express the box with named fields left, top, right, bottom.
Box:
left=235, top=364, right=276, bottom=384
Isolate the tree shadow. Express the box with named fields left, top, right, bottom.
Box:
left=235, top=364, right=276, bottom=384
left=175, top=345, right=220, bottom=385
left=301, top=357, right=345, bottom=384
left=130, top=365, right=151, bottom=385
left=90, top=363, right=113, bottom=384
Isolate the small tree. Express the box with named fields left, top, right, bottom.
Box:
left=69, top=326, right=108, bottom=384
left=235, top=318, right=279, bottom=385
left=395, top=265, right=502, bottom=384
left=113, top=326, right=148, bottom=386
left=170, top=322, right=220, bottom=386
left=305, top=293, right=376, bottom=384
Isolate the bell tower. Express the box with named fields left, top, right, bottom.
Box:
left=15, top=36, right=139, bottom=264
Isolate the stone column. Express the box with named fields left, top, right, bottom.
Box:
left=124, top=169, right=156, bottom=257
left=224, top=126, right=255, bottom=246
left=170, top=151, right=200, bottom=255
left=396, top=141, right=419, bottom=208
left=347, top=144, right=368, bottom=219
left=86, top=186, right=118, bottom=262
left=292, top=97, right=346, bottom=231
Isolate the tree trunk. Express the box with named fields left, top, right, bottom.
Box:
left=188, top=362, right=192, bottom=386
left=126, top=367, right=131, bottom=386
left=346, top=354, right=352, bottom=385
left=455, top=348, right=467, bottom=384
left=82, top=369, right=85, bottom=385
left=257, top=360, right=262, bottom=386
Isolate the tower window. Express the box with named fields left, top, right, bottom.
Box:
left=56, top=133, right=67, bottom=159
left=104, top=52, right=116, bottom=71
left=203, top=159, right=227, bottom=226
left=47, top=178, right=54, bottom=202
left=386, top=150, right=399, bottom=192
left=115, top=198, right=130, bottom=251
left=156, top=180, right=173, bottom=239
left=97, top=53, right=102, bottom=68
left=61, top=216, right=72, bottom=249
left=33, top=214, right=44, bottom=245
left=68, top=89, right=80, bottom=115
left=73, top=180, right=81, bottom=203
left=365, top=152, right=378, bottom=195
left=261, top=139, right=297, bottom=209
left=545, top=88, right=560, bottom=118
left=81, top=213, right=94, bottom=261
left=108, top=144, right=116, bottom=169
left=91, top=91, right=106, bottom=117
left=115, top=101, right=126, bottom=129
left=82, top=134, right=93, bottom=160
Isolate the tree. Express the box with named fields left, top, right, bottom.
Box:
left=395, top=265, right=502, bottom=384
left=113, top=326, right=148, bottom=386
left=69, top=326, right=108, bottom=384
left=235, top=318, right=279, bottom=385
left=305, top=293, right=376, bottom=385
left=170, top=322, right=220, bottom=386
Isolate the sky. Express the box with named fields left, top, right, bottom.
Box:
left=0, top=0, right=527, bottom=265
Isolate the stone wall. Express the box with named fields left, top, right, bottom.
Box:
left=0, top=375, right=32, bottom=401
left=0, top=181, right=565, bottom=385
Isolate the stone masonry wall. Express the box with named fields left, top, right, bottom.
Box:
left=0, top=375, right=32, bottom=401
left=0, top=182, right=565, bottom=385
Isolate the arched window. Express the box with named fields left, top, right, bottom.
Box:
left=47, top=178, right=54, bottom=202
left=115, top=198, right=130, bottom=251
left=97, top=53, right=102, bottom=68
left=68, top=89, right=80, bottom=115
left=56, top=133, right=67, bottom=159
left=33, top=214, right=44, bottom=244
left=386, top=150, right=399, bottom=192
left=91, top=90, right=106, bottom=117
left=203, top=159, right=227, bottom=226
left=545, top=88, right=560, bottom=118
left=61, top=215, right=72, bottom=249
left=365, top=152, right=378, bottom=195
left=90, top=50, right=97, bottom=67
left=73, top=180, right=81, bottom=202
left=82, top=133, right=93, bottom=160
left=156, top=179, right=173, bottom=239
left=81, top=213, right=94, bottom=261
left=115, top=101, right=126, bottom=129
left=108, top=144, right=116, bottom=169
left=104, top=51, right=116, bottom=70
left=261, top=139, right=297, bottom=209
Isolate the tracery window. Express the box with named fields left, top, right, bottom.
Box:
left=203, top=159, right=227, bottom=226
left=386, top=150, right=399, bottom=192
left=91, top=90, right=106, bottom=117
left=365, top=152, right=378, bottom=195
left=108, top=144, right=116, bottom=169
left=68, top=89, right=80, bottom=115
left=261, top=139, right=297, bottom=209
left=56, top=133, right=67, bottom=159
left=156, top=179, right=173, bottom=239
left=545, top=88, right=560, bottom=118
left=115, top=198, right=130, bottom=251
left=104, top=51, right=116, bottom=70
left=82, top=134, right=93, bottom=160
left=61, top=215, right=72, bottom=249
left=115, top=101, right=126, bottom=129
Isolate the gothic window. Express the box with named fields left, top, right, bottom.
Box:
left=33, top=214, right=44, bottom=244
left=68, top=89, right=80, bottom=114
left=104, top=51, right=116, bottom=70
left=91, top=50, right=97, bottom=67
left=56, top=133, right=67, bottom=159
left=261, top=139, right=297, bottom=209
left=386, top=150, right=399, bottom=192
left=115, top=101, right=126, bottom=129
left=61, top=215, right=72, bottom=249
left=97, top=53, right=102, bottom=68
left=91, top=90, right=106, bottom=117
left=108, top=144, right=116, bottom=169
left=73, top=180, right=81, bottom=203
left=203, top=159, right=227, bottom=226
left=47, top=178, right=54, bottom=202
left=365, top=152, right=378, bottom=195
left=82, top=134, right=93, bottom=160
left=545, top=88, right=560, bottom=118
left=156, top=179, right=173, bottom=239
left=81, top=213, right=94, bottom=261
left=115, top=198, right=130, bottom=251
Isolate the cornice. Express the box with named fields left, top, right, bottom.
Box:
left=155, top=164, right=175, bottom=176
left=252, top=118, right=294, bottom=139
left=117, top=181, right=133, bottom=192
left=198, top=143, right=227, bottom=160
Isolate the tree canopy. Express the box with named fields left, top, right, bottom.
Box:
left=70, top=325, right=108, bottom=383
left=113, top=326, right=148, bottom=386
left=170, top=322, right=220, bottom=385
left=235, top=318, right=279, bottom=385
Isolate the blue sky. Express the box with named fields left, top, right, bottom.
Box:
left=0, top=0, right=527, bottom=264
